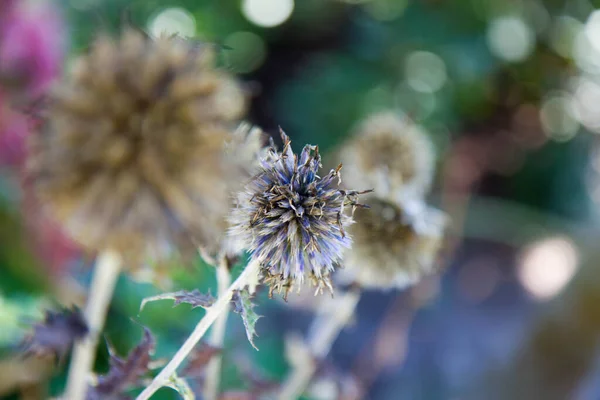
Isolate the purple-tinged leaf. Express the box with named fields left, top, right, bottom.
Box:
left=21, top=307, right=88, bottom=361
left=139, top=289, right=215, bottom=312
left=86, top=327, right=155, bottom=400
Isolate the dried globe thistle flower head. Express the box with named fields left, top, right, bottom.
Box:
left=340, top=112, right=435, bottom=200
left=228, top=130, right=370, bottom=298
left=29, top=29, right=253, bottom=261
left=338, top=197, right=446, bottom=290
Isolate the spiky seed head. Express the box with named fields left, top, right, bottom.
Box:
left=340, top=112, right=435, bottom=200
left=29, top=29, right=254, bottom=261
left=228, top=130, right=368, bottom=298
left=338, top=197, right=446, bottom=290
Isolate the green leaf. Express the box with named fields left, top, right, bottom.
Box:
left=165, top=373, right=195, bottom=400
left=139, top=290, right=215, bottom=313
left=231, top=288, right=261, bottom=350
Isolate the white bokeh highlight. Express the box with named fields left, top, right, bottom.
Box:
left=487, top=16, right=535, bottom=62
left=242, top=0, right=294, bottom=28
left=148, top=7, right=196, bottom=38
left=517, top=237, right=579, bottom=300
left=539, top=92, right=579, bottom=141
left=404, top=51, right=447, bottom=93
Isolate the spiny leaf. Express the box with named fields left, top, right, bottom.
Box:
left=165, top=373, right=196, bottom=400
left=87, top=327, right=155, bottom=400
left=139, top=289, right=215, bottom=312
left=231, top=289, right=261, bottom=350
left=21, top=306, right=88, bottom=361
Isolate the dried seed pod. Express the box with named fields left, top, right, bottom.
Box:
left=29, top=29, right=255, bottom=261
left=228, top=130, right=368, bottom=298
left=338, top=197, right=446, bottom=290
left=340, top=112, right=435, bottom=200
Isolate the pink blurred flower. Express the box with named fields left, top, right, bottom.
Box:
left=0, top=0, right=64, bottom=166
left=0, top=0, right=65, bottom=100
left=0, top=0, right=76, bottom=274
left=0, top=94, right=29, bottom=165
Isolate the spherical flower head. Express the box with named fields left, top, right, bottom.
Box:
left=338, top=197, right=446, bottom=290
left=0, top=0, right=65, bottom=100
left=228, top=130, right=368, bottom=298
left=29, top=29, right=251, bottom=262
left=340, top=112, right=435, bottom=200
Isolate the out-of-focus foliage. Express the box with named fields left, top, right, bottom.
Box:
left=6, top=0, right=600, bottom=399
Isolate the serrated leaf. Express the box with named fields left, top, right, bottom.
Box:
left=139, top=289, right=215, bottom=313
left=21, top=306, right=88, bottom=361
left=231, top=289, right=261, bottom=350
left=165, top=373, right=196, bottom=400
left=87, top=327, right=155, bottom=400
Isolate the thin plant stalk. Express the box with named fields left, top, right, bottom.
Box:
left=65, top=250, right=123, bottom=400
left=278, top=288, right=361, bottom=400
left=137, top=259, right=261, bottom=400
left=203, top=255, right=232, bottom=400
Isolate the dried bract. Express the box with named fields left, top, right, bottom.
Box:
left=29, top=29, right=252, bottom=260
left=339, top=197, right=446, bottom=290
left=340, top=112, right=435, bottom=200
left=87, top=327, right=155, bottom=400
left=228, top=130, right=368, bottom=298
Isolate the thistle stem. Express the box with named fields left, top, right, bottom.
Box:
left=64, top=250, right=122, bottom=400
left=203, top=256, right=232, bottom=400
left=278, top=289, right=361, bottom=400
left=137, top=259, right=261, bottom=400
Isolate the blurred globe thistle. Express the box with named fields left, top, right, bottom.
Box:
left=29, top=29, right=255, bottom=261
left=228, top=130, right=369, bottom=298
left=339, top=112, right=435, bottom=200
left=338, top=197, right=446, bottom=290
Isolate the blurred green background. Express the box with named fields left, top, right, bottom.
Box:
left=5, top=0, right=600, bottom=399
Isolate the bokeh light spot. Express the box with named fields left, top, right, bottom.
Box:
left=223, top=31, right=267, bottom=74
left=539, top=93, right=579, bottom=142
left=572, top=77, right=600, bottom=133
left=486, top=16, right=535, bottom=62
left=585, top=10, right=600, bottom=53
left=550, top=16, right=583, bottom=59
left=148, top=7, right=196, bottom=38
left=517, top=237, right=579, bottom=300
left=404, top=51, right=447, bottom=93
left=242, top=0, right=294, bottom=28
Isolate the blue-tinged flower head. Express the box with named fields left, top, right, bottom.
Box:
left=228, top=130, right=369, bottom=298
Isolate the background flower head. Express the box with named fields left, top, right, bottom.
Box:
left=339, top=112, right=435, bottom=201
left=29, top=29, right=251, bottom=262
left=338, top=197, right=446, bottom=290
